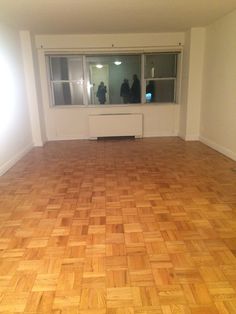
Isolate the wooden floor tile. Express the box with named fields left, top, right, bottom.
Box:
left=83, top=272, right=106, bottom=288
left=215, top=299, right=236, bottom=314
left=107, top=307, right=134, bottom=314
left=79, top=288, right=106, bottom=309
left=161, top=304, right=191, bottom=314
left=128, top=255, right=150, bottom=271
left=24, top=291, right=55, bottom=312
left=107, top=287, right=133, bottom=308
left=78, top=310, right=106, bottom=314
left=206, top=281, right=236, bottom=301
left=0, top=291, right=29, bottom=312
left=7, top=271, right=36, bottom=292
left=130, top=270, right=155, bottom=287
left=53, top=290, right=81, bottom=310
left=32, top=274, right=59, bottom=292
left=106, top=256, right=128, bottom=271
left=106, top=243, right=126, bottom=256
left=182, top=283, right=212, bottom=305
left=158, top=285, right=186, bottom=305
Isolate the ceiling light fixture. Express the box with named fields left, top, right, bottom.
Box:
left=96, top=64, right=103, bottom=69
left=114, top=61, right=122, bottom=65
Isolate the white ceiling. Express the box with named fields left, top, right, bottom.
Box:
left=0, top=0, right=236, bottom=34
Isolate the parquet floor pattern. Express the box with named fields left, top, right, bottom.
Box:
left=0, top=138, right=236, bottom=313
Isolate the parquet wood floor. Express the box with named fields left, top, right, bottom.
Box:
left=0, top=137, right=236, bottom=313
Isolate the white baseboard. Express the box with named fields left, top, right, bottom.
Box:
left=49, top=132, right=179, bottom=141
left=178, top=133, right=186, bottom=141
left=199, top=136, right=236, bottom=161
left=178, top=133, right=199, bottom=141
left=49, top=135, right=88, bottom=141
left=185, top=135, right=199, bottom=141
left=143, top=131, right=179, bottom=138
left=0, top=143, right=33, bottom=176
left=33, top=140, right=44, bottom=147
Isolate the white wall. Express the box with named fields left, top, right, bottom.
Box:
left=40, top=105, right=179, bottom=140
left=179, top=30, right=190, bottom=139
left=0, top=25, right=32, bottom=175
left=36, top=32, right=184, bottom=140
left=31, top=33, right=47, bottom=144
left=179, top=28, right=205, bottom=141
left=35, top=33, right=184, bottom=50
left=20, top=31, right=44, bottom=146
left=186, top=28, right=205, bottom=140
left=200, top=9, right=236, bottom=161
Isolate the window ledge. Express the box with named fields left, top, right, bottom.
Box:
left=50, top=103, right=179, bottom=109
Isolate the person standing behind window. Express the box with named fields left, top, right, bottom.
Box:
left=96, top=81, right=107, bottom=104
left=131, top=74, right=141, bottom=103
left=146, top=80, right=155, bottom=102
left=120, top=79, right=130, bottom=104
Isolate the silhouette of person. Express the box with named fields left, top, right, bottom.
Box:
left=146, top=81, right=155, bottom=102
left=131, top=74, right=141, bottom=103
left=120, top=79, right=130, bottom=104
left=96, top=82, right=107, bottom=104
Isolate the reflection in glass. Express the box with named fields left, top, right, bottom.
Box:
left=52, top=82, right=83, bottom=105
left=50, top=57, right=83, bottom=81
left=86, top=55, right=141, bottom=105
left=50, top=56, right=84, bottom=105
left=48, top=53, right=179, bottom=106
left=145, top=53, right=177, bottom=79
left=146, top=80, right=175, bottom=103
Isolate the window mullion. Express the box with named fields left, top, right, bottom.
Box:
left=82, top=55, right=88, bottom=106
left=141, top=54, right=146, bottom=104
left=50, top=81, right=55, bottom=105
left=52, top=80, right=77, bottom=83
left=174, top=78, right=177, bottom=103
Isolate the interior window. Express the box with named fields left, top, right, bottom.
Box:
left=48, top=52, right=179, bottom=106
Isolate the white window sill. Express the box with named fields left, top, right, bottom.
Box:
left=50, top=103, right=179, bottom=109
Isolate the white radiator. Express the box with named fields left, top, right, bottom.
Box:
left=88, top=113, right=143, bottom=139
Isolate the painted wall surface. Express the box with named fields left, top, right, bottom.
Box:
left=179, top=30, right=190, bottom=139
left=200, top=9, right=236, bottom=160
left=0, top=25, right=32, bottom=175
left=31, top=34, right=47, bottom=144
left=179, top=28, right=205, bottom=141
left=36, top=32, right=184, bottom=140
left=20, top=31, right=44, bottom=146
left=41, top=105, right=179, bottom=140
left=186, top=28, right=205, bottom=140
left=35, top=33, right=185, bottom=50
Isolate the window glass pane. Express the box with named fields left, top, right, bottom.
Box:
left=86, top=55, right=141, bottom=105
left=48, top=53, right=179, bottom=106
left=50, top=56, right=83, bottom=81
left=52, top=82, right=83, bottom=105
left=146, top=79, right=175, bottom=103
left=145, top=53, right=177, bottom=79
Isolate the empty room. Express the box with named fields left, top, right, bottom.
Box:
left=1, top=0, right=236, bottom=313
